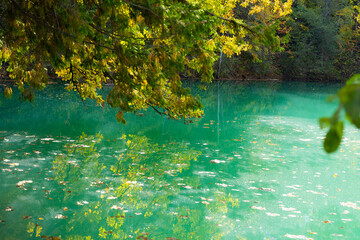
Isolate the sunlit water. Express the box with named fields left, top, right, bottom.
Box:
left=1, top=81, right=360, bottom=240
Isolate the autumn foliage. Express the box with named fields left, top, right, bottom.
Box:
left=0, top=0, right=292, bottom=122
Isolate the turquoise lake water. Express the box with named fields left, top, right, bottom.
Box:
left=1, top=81, right=360, bottom=239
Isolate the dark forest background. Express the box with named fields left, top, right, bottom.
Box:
left=206, top=0, right=360, bottom=81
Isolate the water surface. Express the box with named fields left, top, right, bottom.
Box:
left=1, top=81, right=360, bottom=239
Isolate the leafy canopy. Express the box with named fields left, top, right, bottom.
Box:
left=0, top=0, right=292, bottom=122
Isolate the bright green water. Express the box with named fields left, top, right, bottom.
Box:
left=1, top=81, right=360, bottom=240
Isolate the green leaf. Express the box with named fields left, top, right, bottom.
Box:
left=324, top=121, right=343, bottom=153
left=339, top=85, right=360, bottom=128
left=319, top=117, right=330, bottom=129
left=346, top=74, right=360, bottom=85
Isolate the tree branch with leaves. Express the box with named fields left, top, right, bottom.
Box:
left=0, top=0, right=292, bottom=123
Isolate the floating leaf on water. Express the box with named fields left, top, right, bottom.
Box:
left=331, top=234, right=343, bottom=236
left=280, top=207, right=296, bottom=211
left=110, top=214, right=125, bottom=218
left=340, top=202, right=360, bottom=210
left=16, top=180, right=33, bottom=188
left=215, top=183, right=228, bottom=187
left=110, top=205, right=123, bottom=210
left=282, top=193, right=298, bottom=198
left=251, top=206, right=266, bottom=210
left=306, top=190, right=328, bottom=196
left=200, top=197, right=213, bottom=201
left=54, top=214, right=67, bottom=219
left=6, top=162, right=19, bottom=167
left=259, top=187, right=275, bottom=192
left=125, top=181, right=142, bottom=186
left=5, top=207, right=14, bottom=211
left=210, top=159, right=225, bottom=164
left=284, top=234, right=312, bottom=239
left=266, top=212, right=280, bottom=217
left=40, top=138, right=54, bottom=141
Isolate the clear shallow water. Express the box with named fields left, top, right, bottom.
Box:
left=1, top=81, right=360, bottom=239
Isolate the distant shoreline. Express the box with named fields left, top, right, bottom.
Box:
left=0, top=76, right=346, bottom=85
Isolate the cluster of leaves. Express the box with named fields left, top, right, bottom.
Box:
left=321, top=74, right=360, bottom=153
left=211, top=0, right=293, bottom=78
left=0, top=0, right=292, bottom=122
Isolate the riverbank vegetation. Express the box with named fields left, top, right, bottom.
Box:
left=215, top=0, right=360, bottom=81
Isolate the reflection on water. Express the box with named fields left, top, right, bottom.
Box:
left=0, top=133, right=239, bottom=239
left=1, top=81, right=360, bottom=239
